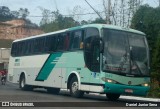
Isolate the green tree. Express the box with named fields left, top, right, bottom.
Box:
left=18, top=8, right=30, bottom=19
left=0, top=6, right=18, bottom=21
left=39, top=7, right=51, bottom=25
left=80, top=20, right=88, bottom=25
left=40, top=10, right=80, bottom=32
left=152, top=33, right=160, bottom=73
left=131, top=5, right=160, bottom=68
left=91, top=18, right=106, bottom=24
left=11, top=11, right=19, bottom=18
left=131, top=5, right=160, bottom=97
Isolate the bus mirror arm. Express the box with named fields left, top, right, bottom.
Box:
left=100, top=38, right=104, bottom=53
left=129, top=46, right=132, bottom=73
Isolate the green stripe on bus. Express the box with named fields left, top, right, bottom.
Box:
left=35, top=53, right=62, bottom=81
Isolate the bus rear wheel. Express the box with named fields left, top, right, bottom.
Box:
left=106, top=93, right=120, bottom=101
left=69, top=76, right=84, bottom=98
left=19, top=75, right=33, bottom=91
left=47, top=88, right=60, bottom=94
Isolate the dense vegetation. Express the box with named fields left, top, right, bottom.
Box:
left=39, top=10, right=105, bottom=33
left=0, top=6, right=35, bottom=25
left=0, top=6, right=17, bottom=21
left=131, top=5, right=160, bottom=97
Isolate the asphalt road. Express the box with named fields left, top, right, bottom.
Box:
left=0, top=82, right=159, bottom=109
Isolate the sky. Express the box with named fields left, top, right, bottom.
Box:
left=0, top=0, right=159, bottom=25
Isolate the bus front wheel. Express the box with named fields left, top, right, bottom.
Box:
left=106, top=93, right=120, bottom=101
left=69, top=76, right=84, bottom=98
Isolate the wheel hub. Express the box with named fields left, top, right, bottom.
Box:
left=21, top=79, right=25, bottom=88
left=72, top=82, right=78, bottom=93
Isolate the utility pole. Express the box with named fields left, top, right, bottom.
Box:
left=120, top=0, right=125, bottom=26
left=112, top=0, right=118, bottom=25
left=122, top=0, right=125, bottom=27
left=159, top=0, right=160, bottom=7
left=107, top=0, right=111, bottom=24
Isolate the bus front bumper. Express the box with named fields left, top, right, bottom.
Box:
left=104, top=83, right=150, bottom=96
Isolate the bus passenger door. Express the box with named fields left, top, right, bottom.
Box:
left=89, top=37, right=101, bottom=91
left=84, top=36, right=100, bottom=91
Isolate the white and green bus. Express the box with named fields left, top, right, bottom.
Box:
left=8, top=24, right=150, bottom=100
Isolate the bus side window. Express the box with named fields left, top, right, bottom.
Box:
left=11, top=43, right=16, bottom=56
left=45, top=35, right=56, bottom=52
left=64, top=33, right=70, bottom=50
left=15, top=43, right=18, bottom=56
left=18, top=42, right=23, bottom=56
left=85, top=28, right=99, bottom=38
left=33, top=39, right=38, bottom=53
left=51, top=35, right=57, bottom=52
left=57, top=34, right=65, bottom=51
left=45, top=36, right=51, bottom=52
left=48, top=36, right=55, bottom=52
left=23, top=41, right=26, bottom=55
left=25, top=41, right=30, bottom=55
left=70, top=31, right=83, bottom=50
left=29, top=39, right=34, bottom=55
left=41, top=37, right=45, bottom=53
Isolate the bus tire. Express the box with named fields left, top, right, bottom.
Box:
left=106, top=93, right=120, bottom=101
left=47, top=88, right=60, bottom=94
left=69, top=76, right=84, bottom=98
left=19, top=75, right=33, bottom=91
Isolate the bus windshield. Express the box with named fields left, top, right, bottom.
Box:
left=103, top=29, right=149, bottom=76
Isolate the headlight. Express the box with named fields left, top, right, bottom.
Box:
left=141, top=83, right=149, bottom=87
left=101, top=77, right=117, bottom=83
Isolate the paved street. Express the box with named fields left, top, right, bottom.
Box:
left=0, top=82, right=159, bottom=109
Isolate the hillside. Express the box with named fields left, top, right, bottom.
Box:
left=0, top=19, right=44, bottom=48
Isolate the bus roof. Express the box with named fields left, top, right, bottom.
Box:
left=13, top=24, right=145, bottom=42
left=79, top=24, right=145, bottom=35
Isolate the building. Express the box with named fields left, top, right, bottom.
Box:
left=0, top=48, right=10, bottom=70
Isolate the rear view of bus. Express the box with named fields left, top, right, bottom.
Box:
left=101, top=27, right=150, bottom=100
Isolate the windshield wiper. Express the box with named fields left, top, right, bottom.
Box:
left=118, top=52, right=128, bottom=73
left=131, top=61, right=143, bottom=75
left=130, top=46, right=143, bottom=75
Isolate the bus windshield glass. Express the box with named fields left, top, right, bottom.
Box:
left=103, top=29, right=149, bottom=76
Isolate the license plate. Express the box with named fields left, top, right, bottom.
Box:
left=125, top=89, right=133, bottom=93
